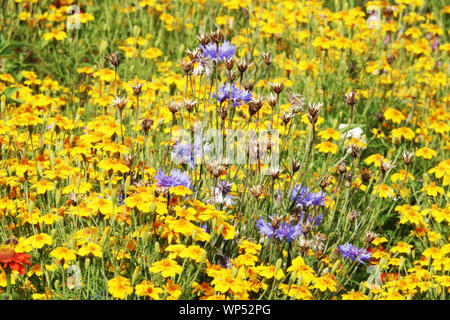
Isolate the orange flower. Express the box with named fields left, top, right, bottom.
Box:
left=0, top=245, right=32, bottom=275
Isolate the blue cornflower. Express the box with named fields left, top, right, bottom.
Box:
left=337, top=243, right=372, bottom=264
left=199, top=41, right=236, bottom=62
left=256, top=218, right=275, bottom=238
left=154, top=168, right=191, bottom=189
left=275, top=223, right=303, bottom=243
left=256, top=217, right=302, bottom=243
left=213, top=82, right=252, bottom=107
left=291, top=184, right=327, bottom=207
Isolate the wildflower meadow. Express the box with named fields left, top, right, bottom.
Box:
left=0, top=0, right=449, bottom=302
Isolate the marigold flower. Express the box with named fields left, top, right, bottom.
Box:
left=149, top=259, right=183, bottom=278
left=135, top=280, right=163, bottom=299
left=0, top=245, right=31, bottom=275
left=108, top=276, right=133, bottom=299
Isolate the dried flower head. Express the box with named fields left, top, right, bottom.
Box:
left=141, top=118, right=154, bottom=134
left=249, top=185, right=264, bottom=198
left=269, top=81, right=284, bottom=95
left=183, top=98, right=197, bottom=113
left=105, top=51, right=121, bottom=69
left=361, top=168, right=372, bottom=183
left=242, top=80, right=254, bottom=92
left=402, top=151, right=414, bottom=166
left=365, top=231, right=378, bottom=244
left=380, top=159, right=395, bottom=175
left=225, top=69, right=238, bottom=82
left=237, top=58, right=252, bottom=74
left=224, top=57, right=235, bottom=71
left=248, top=97, right=264, bottom=117
left=344, top=89, right=357, bottom=107
left=348, top=143, right=361, bottom=158
left=179, top=59, right=193, bottom=74
left=113, top=96, right=128, bottom=112
left=197, top=33, right=210, bottom=46
left=208, top=28, right=223, bottom=44
left=288, top=93, right=305, bottom=113
left=267, top=93, right=278, bottom=108
left=281, top=111, right=294, bottom=125
left=307, top=102, right=322, bottom=126
left=260, top=51, right=272, bottom=65
left=348, top=209, right=361, bottom=223
left=131, top=79, right=143, bottom=96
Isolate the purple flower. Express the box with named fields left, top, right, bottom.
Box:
left=212, top=82, right=252, bottom=107
left=199, top=41, right=236, bottom=62
left=275, top=223, right=302, bottom=242
left=154, top=168, right=191, bottom=189
left=256, top=217, right=302, bottom=242
left=256, top=218, right=275, bottom=238
left=432, top=38, right=439, bottom=51
left=291, top=184, right=327, bottom=208
left=337, top=243, right=372, bottom=264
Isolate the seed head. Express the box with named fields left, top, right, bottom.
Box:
left=380, top=159, right=395, bottom=175
left=260, top=51, right=272, bottom=65
left=113, top=96, right=128, bottom=112
left=361, top=168, right=372, bottom=183
left=141, top=118, right=154, bottom=134
left=208, top=28, right=223, bottom=44
left=249, top=185, right=264, bottom=198
left=168, top=100, right=182, bottom=115
left=197, top=33, right=210, bottom=46
left=237, top=58, right=252, bottom=74
left=179, top=59, right=193, bottom=74
left=344, top=89, right=357, bottom=107
left=365, top=231, right=378, bottom=244
left=348, top=209, right=361, bottom=223
left=402, top=151, right=414, bottom=166
left=224, top=57, right=235, bottom=71
left=183, top=98, right=197, bottom=113
left=267, top=93, right=277, bottom=108
left=269, top=81, right=284, bottom=95
left=105, top=51, right=121, bottom=69
left=131, top=79, right=143, bottom=96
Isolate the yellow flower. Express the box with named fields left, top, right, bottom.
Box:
left=389, top=241, right=413, bottom=254
left=318, top=128, right=341, bottom=141
left=108, top=276, right=133, bottom=299
left=32, top=180, right=54, bottom=194
left=421, top=182, right=444, bottom=197
left=415, top=147, right=437, bottom=160
left=165, top=279, right=182, bottom=299
left=312, top=275, right=337, bottom=292
left=50, top=247, right=77, bottom=262
left=43, top=29, right=67, bottom=41
left=364, top=153, right=387, bottom=167
left=383, top=108, right=405, bottom=124
left=142, top=47, right=162, bottom=60
left=372, top=184, right=395, bottom=198
left=149, top=259, right=183, bottom=278
left=315, top=141, right=338, bottom=154
left=135, top=280, right=163, bottom=299
left=27, top=233, right=53, bottom=249
left=391, top=127, right=415, bottom=141
left=179, top=245, right=206, bottom=263
left=78, top=242, right=103, bottom=258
